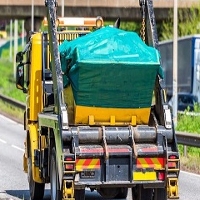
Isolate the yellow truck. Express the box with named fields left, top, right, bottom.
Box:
left=0, top=30, right=7, bottom=39
left=15, top=0, right=180, bottom=199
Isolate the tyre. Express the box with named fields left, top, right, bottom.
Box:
left=50, top=147, right=62, bottom=200
left=114, top=187, right=128, bottom=199
left=28, top=149, right=45, bottom=200
left=98, top=188, right=118, bottom=198
left=153, top=188, right=167, bottom=200
left=132, top=185, right=153, bottom=200
left=75, top=189, right=85, bottom=200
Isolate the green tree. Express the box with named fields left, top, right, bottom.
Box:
left=104, top=20, right=141, bottom=33
left=5, top=20, right=24, bottom=36
left=160, top=5, right=200, bottom=41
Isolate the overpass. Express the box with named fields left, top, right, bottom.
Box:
left=0, top=0, right=198, bottom=21
left=0, top=0, right=199, bottom=32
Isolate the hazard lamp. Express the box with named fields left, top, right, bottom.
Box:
left=96, top=16, right=103, bottom=28
left=43, top=16, right=104, bottom=28
left=168, top=155, right=178, bottom=169
left=157, top=172, right=165, bottom=180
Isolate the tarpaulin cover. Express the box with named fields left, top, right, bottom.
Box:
left=59, top=26, right=163, bottom=108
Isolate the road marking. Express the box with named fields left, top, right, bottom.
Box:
left=11, top=145, right=24, bottom=152
left=0, top=114, right=17, bottom=124
left=0, top=138, right=6, bottom=143
left=181, top=170, right=200, bottom=178
left=0, top=114, right=23, bottom=127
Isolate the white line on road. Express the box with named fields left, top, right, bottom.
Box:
left=11, top=145, right=24, bottom=152
left=181, top=170, right=200, bottom=178
left=0, top=114, right=23, bottom=127
left=0, top=138, right=6, bottom=143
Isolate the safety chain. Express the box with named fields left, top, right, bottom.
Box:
left=140, top=18, right=146, bottom=42
left=139, top=0, right=146, bottom=42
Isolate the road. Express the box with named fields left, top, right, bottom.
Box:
left=0, top=114, right=200, bottom=200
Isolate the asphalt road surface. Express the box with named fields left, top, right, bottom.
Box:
left=0, top=114, right=200, bottom=200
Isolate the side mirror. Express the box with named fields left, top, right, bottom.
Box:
left=16, top=52, right=23, bottom=63
left=16, top=63, right=27, bottom=93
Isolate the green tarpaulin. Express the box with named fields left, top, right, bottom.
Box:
left=59, top=26, right=163, bottom=108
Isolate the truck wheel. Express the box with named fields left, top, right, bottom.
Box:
left=50, top=148, right=62, bottom=200
left=28, top=152, right=45, bottom=200
left=153, top=188, right=167, bottom=200
left=75, top=189, right=85, bottom=200
left=98, top=188, right=118, bottom=198
left=114, top=187, right=128, bottom=199
left=132, top=185, right=153, bottom=200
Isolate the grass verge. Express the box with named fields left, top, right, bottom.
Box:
left=180, top=155, right=200, bottom=174
left=177, top=112, right=200, bottom=173
left=0, top=99, right=24, bottom=124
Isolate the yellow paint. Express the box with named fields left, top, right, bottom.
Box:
left=29, top=33, right=43, bottom=121
left=76, top=159, right=100, bottom=171
left=74, top=105, right=150, bottom=125
left=63, top=180, right=75, bottom=199
left=151, top=158, right=164, bottom=169
left=131, top=116, right=136, bottom=125
left=64, top=85, right=75, bottom=124
left=28, top=124, right=43, bottom=183
left=89, top=115, right=95, bottom=125
left=137, top=158, right=163, bottom=169
left=168, top=178, right=179, bottom=198
left=133, top=171, right=157, bottom=181
left=110, top=115, right=115, bottom=125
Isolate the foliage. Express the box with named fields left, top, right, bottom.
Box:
left=176, top=109, right=200, bottom=158
left=104, top=20, right=141, bottom=33
left=160, top=4, right=200, bottom=40
left=176, top=109, right=200, bottom=133
left=160, top=4, right=200, bottom=161
left=5, top=20, right=24, bottom=37
left=0, top=50, right=25, bottom=102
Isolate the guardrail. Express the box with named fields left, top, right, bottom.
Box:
left=176, top=132, right=200, bottom=148
left=1, top=93, right=200, bottom=148
left=0, top=93, right=25, bottom=110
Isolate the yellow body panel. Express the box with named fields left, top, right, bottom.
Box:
left=29, top=33, right=43, bottom=121
left=133, top=171, right=157, bottom=181
left=74, top=105, right=150, bottom=125
left=28, top=124, right=43, bottom=183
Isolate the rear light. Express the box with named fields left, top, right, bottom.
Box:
left=157, top=172, right=165, bottom=180
left=64, top=157, right=75, bottom=171
left=65, top=164, right=74, bottom=170
left=168, top=162, right=176, bottom=168
left=168, top=155, right=178, bottom=169
left=96, top=16, right=103, bottom=28
left=169, top=155, right=176, bottom=159
left=65, top=157, right=73, bottom=161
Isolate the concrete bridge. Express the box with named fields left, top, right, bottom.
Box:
left=0, top=0, right=198, bottom=32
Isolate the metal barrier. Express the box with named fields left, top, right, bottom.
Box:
left=1, top=93, right=200, bottom=147
left=0, top=94, right=25, bottom=110
left=176, top=132, right=200, bottom=147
